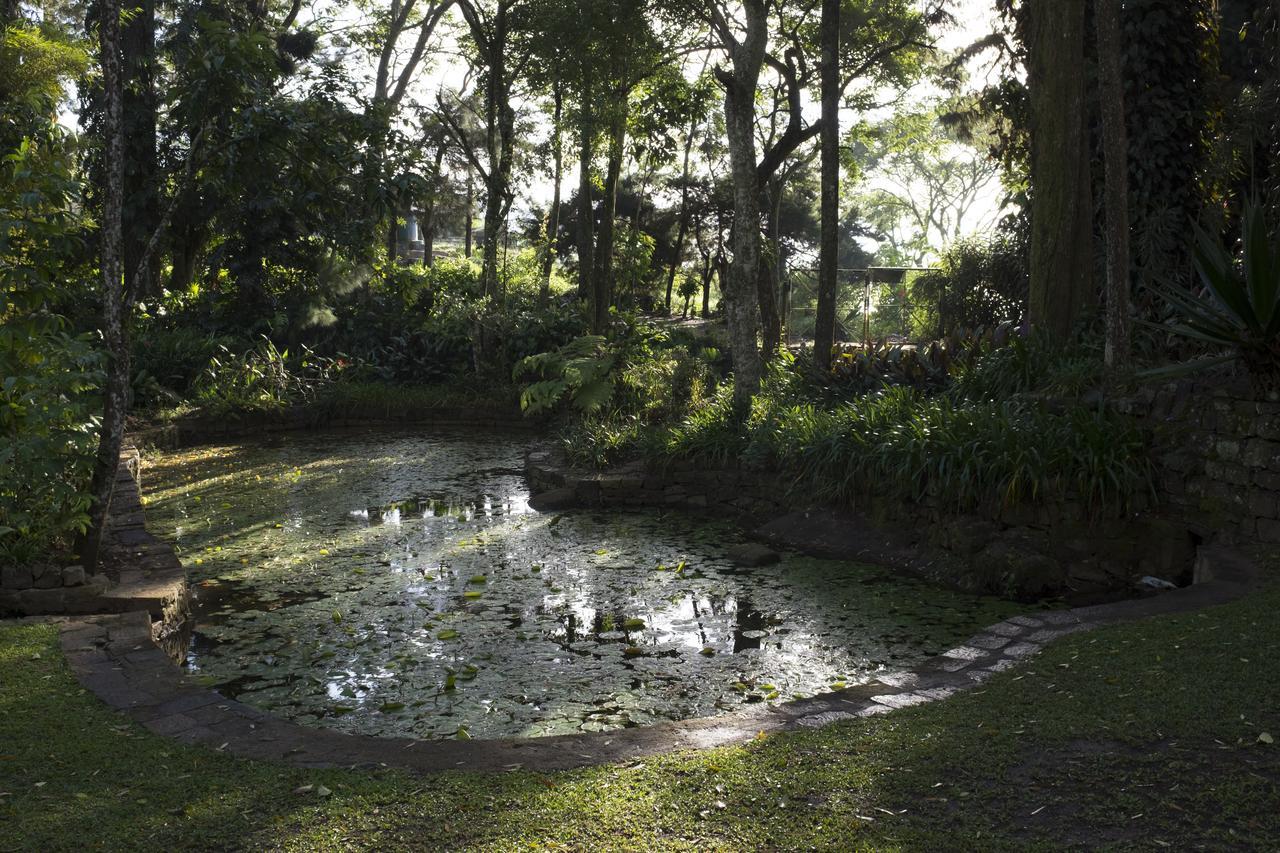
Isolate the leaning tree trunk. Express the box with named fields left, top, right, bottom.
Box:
left=718, top=0, right=768, bottom=409
left=1097, top=0, right=1131, bottom=371
left=83, top=0, right=128, bottom=575
left=814, top=0, right=840, bottom=369
left=1026, top=0, right=1095, bottom=342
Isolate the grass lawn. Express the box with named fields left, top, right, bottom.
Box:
left=2, top=568, right=1278, bottom=851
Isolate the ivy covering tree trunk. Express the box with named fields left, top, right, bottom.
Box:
left=83, top=0, right=127, bottom=574
left=1026, top=0, right=1095, bottom=341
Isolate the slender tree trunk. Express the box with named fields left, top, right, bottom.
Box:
left=718, top=0, right=768, bottom=409
left=814, top=0, right=840, bottom=370
left=476, top=7, right=513, bottom=301
left=540, top=84, right=564, bottom=306
left=1027, top=0, right=1095, bottom=341
left=464, top=172, right=474, bottom=258
left=701, top=250, right=714, bottom=319
left=1097, top=0, right=1131, bottom=371
left=576, top=121, right=596, bottom=305
left=592, top=108, right=626, bottom=331
left=664, top=120, right=697, bottom=313
left=122, top=0, right=159, bottom=301
left=758, top=181, right=784, bottom=355
left=422, top=146, right=445, bottom=268
left=83, top=0, right=128, bottom=574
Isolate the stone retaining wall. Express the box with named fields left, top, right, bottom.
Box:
left=528, top=379, right=1279, bottom=600
left=0, top=445, right=189, bottom=645
left=1119, top=378, right=1280, bottom=545
left=135, top=402, right=533, bottom=450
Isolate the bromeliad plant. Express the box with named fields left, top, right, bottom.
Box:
left=1147, top=201, right=1280, bottom=390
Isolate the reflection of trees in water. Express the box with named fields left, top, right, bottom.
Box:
left=731, top=597, right=769, bottom=652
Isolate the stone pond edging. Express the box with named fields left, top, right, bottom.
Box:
left=522, top=448, right=1199, bottom=601
left=1, top=446, right=189, bottom=637
left=132, top=402, right=535, bottom=451
left=56, top=546, right=1260, bottom=774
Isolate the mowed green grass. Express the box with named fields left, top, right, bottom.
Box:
left=2, top=568, right=1278, bottom=851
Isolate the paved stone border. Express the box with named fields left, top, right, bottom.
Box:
left=57, top=546, right=1261, bottom=774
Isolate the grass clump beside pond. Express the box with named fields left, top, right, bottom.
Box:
left=3, top=564, right=1278, bottom=850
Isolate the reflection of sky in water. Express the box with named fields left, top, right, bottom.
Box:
left=143, top=428, right=1023, bottom=740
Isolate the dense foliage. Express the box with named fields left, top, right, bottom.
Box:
left=4, top=0, right=1280, bottom=571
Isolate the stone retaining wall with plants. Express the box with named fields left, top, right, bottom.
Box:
left=1120, top=378, right=1280, bottom=545
left=527, top=379, right=1279, bottom=600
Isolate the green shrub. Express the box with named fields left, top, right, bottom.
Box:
left=131, top=328, right=244, bottom=409
left=0, top=325, right=103, bottom=563
left=651, top=383, right=1152, bottom=517
left=192, top=337, right=346, bottom=414
left=749, top=389, right=1150, bottom=514
left=911, top=231, right=1028, bottom=338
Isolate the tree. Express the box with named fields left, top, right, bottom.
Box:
left=83, top=0, right=126, bottom=574
left=1097, top=0, right=1130, bottom=370
left=1026, top=0, right=1094, bottom=341
left=448, top=0, right=524, bottom=300
left=814, top=0, right=839, bottom=369
left=710, top=0, right=768, bottom=409
left=849, top=107, right=1003, bottom=266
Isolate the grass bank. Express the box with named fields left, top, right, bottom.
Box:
left=2, top=568, right=1278, bottom=850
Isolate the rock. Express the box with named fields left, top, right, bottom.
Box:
left=62, top=565, right=86, bottom=587
left=727, top=543, right=781, bottom=567
left=33, top=565, right=63, bottom=589
left=1, top=565, right=34, bottom=590
left=528, top=487, right=578, bottom=512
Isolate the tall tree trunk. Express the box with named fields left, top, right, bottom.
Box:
left=83, top=0, right=127, bottom=575
left=814, top=0, right=840, bottom=370
left=664, top=118, right=699, bottom=313
left=718, top=0, right=768, bottom=409
left=422, top=145, right=446, bottom=268
left=540, top=83, right=564, bottom=306
left=1097, top=0, right=1131, bottom=371
left=701, top=250, right=714, bottom=319
left=592, top=107, right=626, bottom=332
left=477, top=5, right=511, bottom=300
left=464, top=171, right=474, bottom=258
left=759, top=181, right=784, bottom=355
left=1027, top=0, right=1095, bottom=341
left=576, top=122, right=596, bottom=305
left=122, top=0, right=159, bottom=301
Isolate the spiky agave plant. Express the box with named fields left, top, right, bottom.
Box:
left=1147, top=201, right=1280, bottom=390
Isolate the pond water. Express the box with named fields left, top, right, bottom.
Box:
left=142, top=428, right=1024, bottom=741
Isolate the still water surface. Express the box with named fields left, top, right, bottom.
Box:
left=143, top=428, right=1022, bottom=740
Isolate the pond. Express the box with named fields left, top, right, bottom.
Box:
left=142, top=428, right=1024, bottom=741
